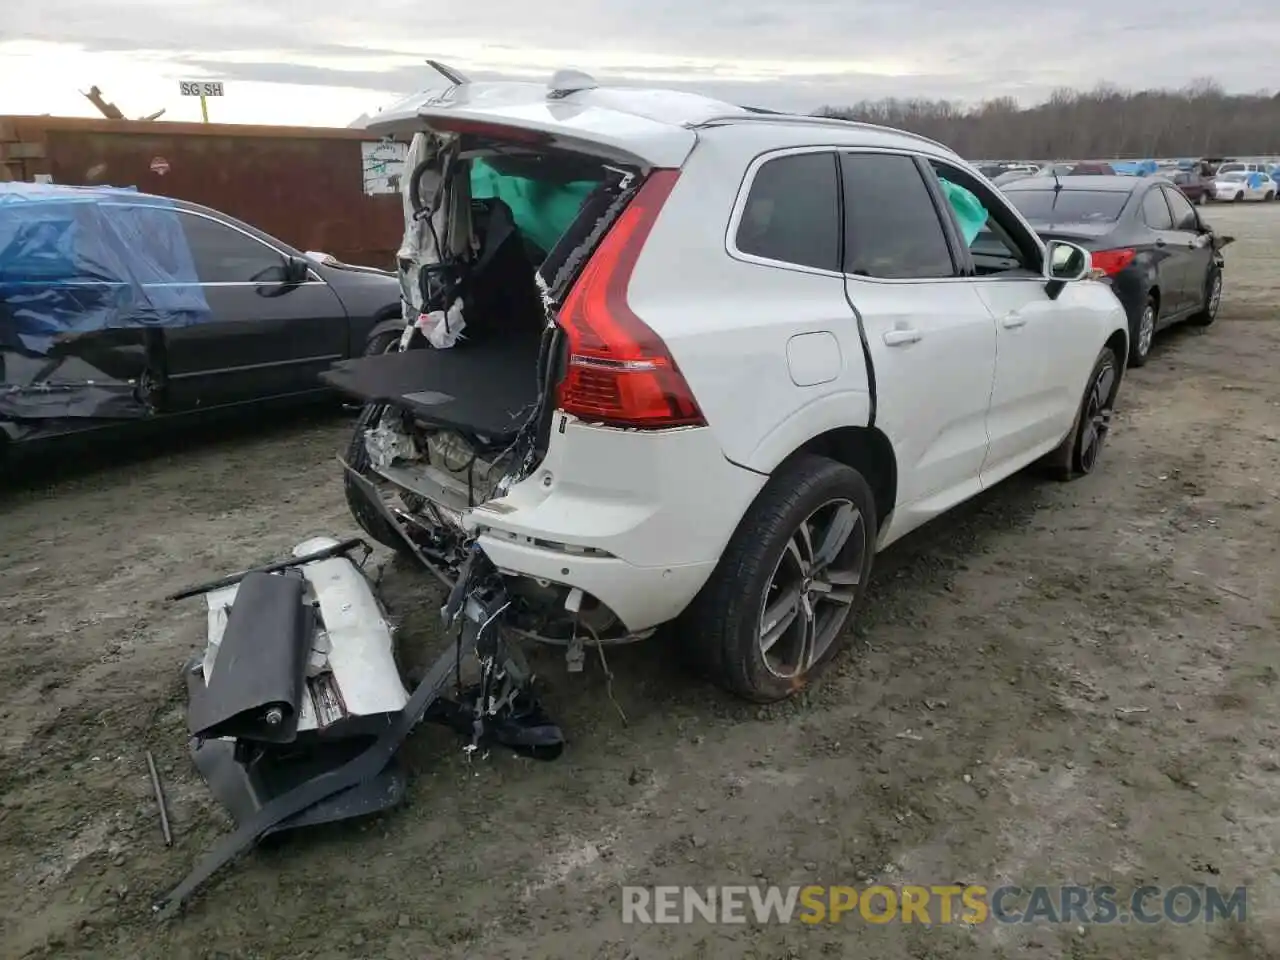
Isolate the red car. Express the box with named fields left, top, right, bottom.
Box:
left=1068, top=161, right=1116, bottom=175
left=1165, top=169, right=1214, bottom=205
left=1036, top=161, right=1117, bottom=178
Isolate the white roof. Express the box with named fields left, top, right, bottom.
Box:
left=363, top=75, right=754, bottom=167
left=361, top=69, right=952, bottom=169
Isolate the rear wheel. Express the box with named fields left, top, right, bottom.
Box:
left=1266, top=191, right=1276, bottom=202
left=682, top=455, right=877, bottom=703
left=363, top=326, right=403, bottom=357
left=1235, top=191, right=1244, bottom=202
left=1189, top=268, right=1222, bottom=327
left=1128, top=295, right=1157, bottom=368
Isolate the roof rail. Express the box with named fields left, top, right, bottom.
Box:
left=687, top=112, right=951, bottom=152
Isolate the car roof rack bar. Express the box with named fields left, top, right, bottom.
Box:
left=686, top=113, right=950, bottom=152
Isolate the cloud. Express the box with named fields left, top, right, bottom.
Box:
left=4, top=0, right=1279, bottom=123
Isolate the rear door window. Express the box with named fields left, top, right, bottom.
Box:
left=840, top=153, right=957, bottom=279
left=1163, top=187, right=1199, bottom=231
left=178, top=212, right=288, bottom=284
left=1141, top=189, right=1175, bottom=230
left=735, top=152, right=840, bottom=272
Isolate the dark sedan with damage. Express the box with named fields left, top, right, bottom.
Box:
left=997, top=175, right=1232, bottom=368
left=0, top=184, right=403, bottom=466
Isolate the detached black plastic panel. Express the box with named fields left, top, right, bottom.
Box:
left=320, top=339, right=543, bottom=444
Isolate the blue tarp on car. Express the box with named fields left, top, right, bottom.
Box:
left=1111, top=160, right=1158, bottom=176
left=0, top=182, right=211, bottom=356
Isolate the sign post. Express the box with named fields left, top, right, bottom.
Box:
left=178, top=81, right=225, bottom=123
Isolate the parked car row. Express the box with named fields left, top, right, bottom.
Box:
left=1158, top=159, right=1278, bottom=203
left=978, top=155, right=1280, bottom=204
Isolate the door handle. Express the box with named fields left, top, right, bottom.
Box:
left=1000, top=312, right=1027, bottom=329
left=882, top=328, right=922, bottom=346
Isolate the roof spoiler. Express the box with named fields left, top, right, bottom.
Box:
left=424, top=60, right=469, bottom=86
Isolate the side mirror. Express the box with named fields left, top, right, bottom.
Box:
left=284, top=255, right=311, bottom=284
left=1044, top=239, right=1091, bottom=283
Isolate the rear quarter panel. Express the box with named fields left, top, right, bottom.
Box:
left=625, top=131, right=872, bottom=474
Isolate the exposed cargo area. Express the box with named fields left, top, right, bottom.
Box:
left=328, top=121, right=664, bottom=640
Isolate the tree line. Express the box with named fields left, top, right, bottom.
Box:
left=817, top=80, right=1280, bottom=160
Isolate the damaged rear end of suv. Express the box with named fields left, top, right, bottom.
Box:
left=324, top=72, right=756, bottom=651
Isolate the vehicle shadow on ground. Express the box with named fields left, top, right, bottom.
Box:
left=608, top=469, right=1048, bottom=717
left=378, top=464, right=1051, bottom=734
left=0, top=405, right=353, bottom=497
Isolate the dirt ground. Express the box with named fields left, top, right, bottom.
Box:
left=2, top=203, right=1278, bottom=960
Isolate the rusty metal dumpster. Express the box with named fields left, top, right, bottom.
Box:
left=0, top=115, right=403, bottom=268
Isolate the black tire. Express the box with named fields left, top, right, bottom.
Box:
left=1128, top=295, right=1157, bottom=368
left=1266, top=191, right=1276, bottom=202
left=1234, top=191, right=1244, bottom=202
left=681, top=455, right=877, bottom=703
left=1196, top=192, right=1207, bottom=206
left=343, top=328, right=410, bottom=552
left=364, top=326, right=403, bottom=357
left=1188, top=268, right=1222, bottom=327
left=1046, top=346, right=1121, bottom=481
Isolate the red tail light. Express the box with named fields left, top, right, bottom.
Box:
left=1089, top=248, right=1136, bottom=276
left=556, top=169, right=706, bottom=429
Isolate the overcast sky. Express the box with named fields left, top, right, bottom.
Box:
left=2, top=1, right=1277, bottom=126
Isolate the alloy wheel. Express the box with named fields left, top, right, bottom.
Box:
left=1139, top=304, right=1156, bottom=358
left=1079, top=360, right=1117, bottom=473
left=1208, top=273, right=1223, bottom=319
left=758, top=499, right=867, bottom=679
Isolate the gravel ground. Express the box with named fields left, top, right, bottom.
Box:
left=2, top=203, right=1278, bottom=960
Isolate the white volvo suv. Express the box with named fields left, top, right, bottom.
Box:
left=325, top=72, right=1129, bottom=703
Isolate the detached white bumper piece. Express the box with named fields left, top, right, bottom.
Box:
left=198, top=536, right=408, bottom=733
left=181, top=536, right=410, bottom=843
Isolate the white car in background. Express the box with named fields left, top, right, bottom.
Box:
left=1212, top=170, right=1276, bottom=202
left=1215, top=161, right=1269, bottom=177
